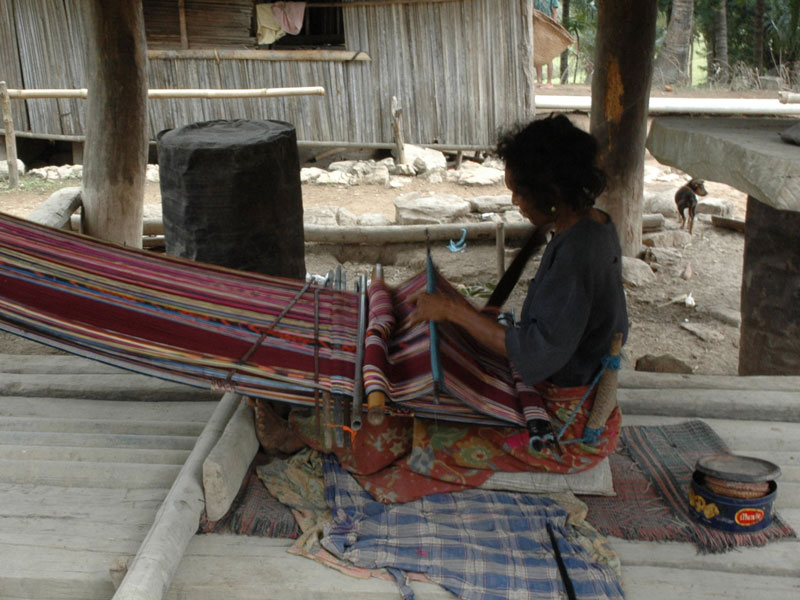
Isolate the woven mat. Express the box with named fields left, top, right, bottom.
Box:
left=584, top=420, right=796, bottom=553
left=198, top=452, right=301, bottom=538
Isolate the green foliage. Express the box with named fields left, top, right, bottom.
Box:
left=697, top=0, right=800, bottom=73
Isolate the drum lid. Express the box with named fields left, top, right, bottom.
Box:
left=696, top=453, right=781, bottom=483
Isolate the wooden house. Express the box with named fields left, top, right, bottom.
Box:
left=0, top=0, right=535, bottom=149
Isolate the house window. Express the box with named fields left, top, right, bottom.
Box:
left=256, top=2, right=345, bottom=48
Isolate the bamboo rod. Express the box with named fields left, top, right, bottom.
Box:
left=6, top=87, right=325, bottom=99
left=147, top=49, right=371, bottom=62
left=0, top=81, right=19, bottom=188
left=778, top=91, right=800, bottom=104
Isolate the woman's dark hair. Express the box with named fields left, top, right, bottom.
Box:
left=495, top=114, right=606, bottom=213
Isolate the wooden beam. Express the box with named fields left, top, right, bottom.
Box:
left=111, top=393, right=240, bottom=600
left=83, top=2, right=149, bottom=247
left=0, top=81, right=19, bottom=188
left=590, top=0, right=658, bottom=257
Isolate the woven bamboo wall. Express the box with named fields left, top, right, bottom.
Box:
left=0, top=0, right=534, bottom=146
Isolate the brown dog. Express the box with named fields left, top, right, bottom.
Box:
left=674, top=178, right=707, bottom=234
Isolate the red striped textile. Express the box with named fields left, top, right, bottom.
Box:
left=1, top=212, right=591, bottom=430
left=0, top=212, right=359, bottom=404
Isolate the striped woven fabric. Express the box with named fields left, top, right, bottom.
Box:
left=0, top=212, right=359, bottom=405
left=364, top=273, right=526, bottom=426
left=0, top=212, right=526, bottom=426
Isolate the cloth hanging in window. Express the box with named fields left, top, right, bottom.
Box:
left=271, top=2, right=307, bottom=35
left=256, top=4, right=286, bottom=44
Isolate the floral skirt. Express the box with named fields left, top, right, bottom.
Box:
left=291, top=382, right=620, bottom=503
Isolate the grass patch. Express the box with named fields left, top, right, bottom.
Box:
left=0, top=177, right=78, bottom=195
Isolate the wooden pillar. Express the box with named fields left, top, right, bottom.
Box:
left=82, top=1, right=148, bottom=247
left=1, top=81, right=19, bottom=189
left=590, top=0, right=658, bottom=257
left=739, top=196, right=800, bottom=375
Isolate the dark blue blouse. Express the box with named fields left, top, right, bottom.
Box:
left=504, top=217, right=629, bottom=387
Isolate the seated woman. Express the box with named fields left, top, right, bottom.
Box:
left=411, top=113, right=628, bottom=433
left=289, top=115, right=628, bottom=503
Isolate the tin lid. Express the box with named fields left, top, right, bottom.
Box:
left=696, top=454, right=781, bottom=483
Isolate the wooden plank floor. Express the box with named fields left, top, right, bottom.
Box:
left=1, top=354, right=798, bottom=600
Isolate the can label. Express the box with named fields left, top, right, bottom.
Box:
left=735, top=508, right=765, bottom=527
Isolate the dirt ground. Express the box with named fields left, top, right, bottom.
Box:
left=0, top=150, right=748, bottom=376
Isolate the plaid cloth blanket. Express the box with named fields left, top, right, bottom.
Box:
left=320, top=455, right=624, bottom=600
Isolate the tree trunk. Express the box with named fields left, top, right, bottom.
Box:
left=712, top=0, right=730, bottom=83
left=82, top=1, right=148, bottom=247
left=590, top=0, right=658, bottom=258
left=652, top=0, right=694, bottom=87
left=753, top=0, right=764, bottom=72
left=559, top=0, right=571, bottom=84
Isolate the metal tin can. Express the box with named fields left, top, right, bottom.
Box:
left=688, top=471, right=777, bottom=533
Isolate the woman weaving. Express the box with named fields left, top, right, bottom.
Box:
left=291, top=115, right=628, bottom=503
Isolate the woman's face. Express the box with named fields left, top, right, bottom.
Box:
left=505, top=167, right=553, bottom=227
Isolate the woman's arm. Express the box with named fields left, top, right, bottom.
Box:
left=408, top=292, right=508, bottom=357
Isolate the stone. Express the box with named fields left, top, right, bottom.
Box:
left=303, top=206, right=338, bottom=226
left=145, top=164, right=159, bottom=183
left=641, top=213, right=666, bottom=232
left=680, top=321, right=725, bottom=343
left=642, top=230, right=692, bottom=248
left=400, top=144, right=447, bottom=173
left=388, top=176, right=412, bottom=188
left=389, top=163, right=416, bottom=176
left=467, top=194, right=513, bottom=214
left=643, top=164, right=665, bottom=183
left=635, top=353, right=694, bottom=374
left=327, top=160, right=358, bottom=173
left=696, top=196, right=734, bottom=217
left=363, top=164, right=390, bottom=186
left=641, top=246, right=683, bottom=268
left=317, top=170, right=354, bottom=186
left=0, top=158, right=25, bottom=179
left=457, top=165, right=505, bottom=186
left=482, top=156, right=505, bottom=171
left=394, top=192, right=471, bottom=225
left=300, top=167, right=327, bottom=184
left=679, top=262, right=694, bottom=280
left=621, top=257, right=656, bottom=287
left=758, top=75, right=782, bottom=90
left=336, top=207, right=358, bottom=227
left=357, top=212, right=393, bottom=226
left=644, top=190, right=678, bottom=217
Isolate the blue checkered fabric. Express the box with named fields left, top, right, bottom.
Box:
left=320, top=456, right=624, bottom=600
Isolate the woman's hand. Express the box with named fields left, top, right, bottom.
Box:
left=408, top=291, right=509, bottom=357
left=408, top=292, right=453, bottom=325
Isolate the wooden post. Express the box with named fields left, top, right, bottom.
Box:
left=0, top=81, right=19, bottom=189
left=82, top=1, right=149, bottom=247
left=739, top=196, right=800, bottom=375
left=495, top=222, right=505, bottom=278
left=391, top=96, right=406, bottom=165
left=178, top=0, right=189, bottom=49
left=590, top=1, right=658, bottom=257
